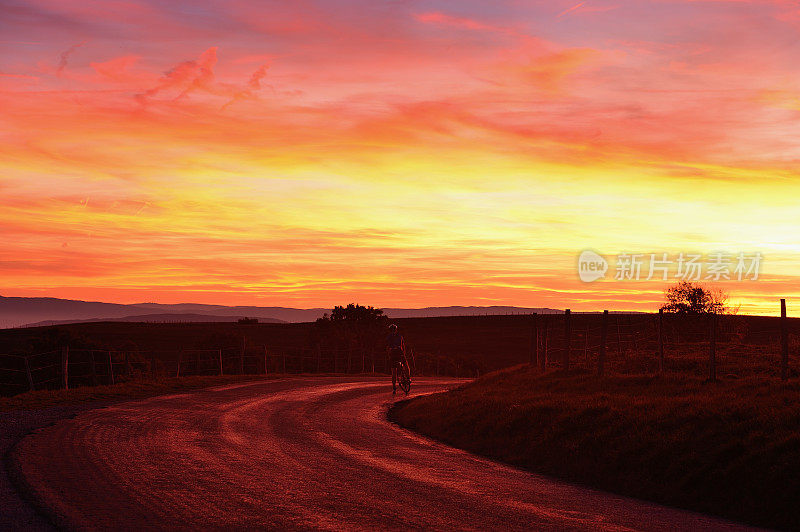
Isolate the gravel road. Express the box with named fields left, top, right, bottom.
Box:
left=8, top=377, right=753, bottom=530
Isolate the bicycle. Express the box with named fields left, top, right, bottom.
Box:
left=397, top=359, right=411, bottom=394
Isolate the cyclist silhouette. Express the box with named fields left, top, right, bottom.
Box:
left=386, top=323, right=407, bottom=393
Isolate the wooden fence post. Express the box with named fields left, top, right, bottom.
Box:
left=90, top=350, right=98, bottom=386
left=599, top=310, right=608, bottom=376
left=781, top=298, right=789, bottom=381
left=24, top=355, right=34, bottom=392
left=658, top=309, right=665, bottom=373
left=176, top=352, right=181, bottom=378
left=108, top=350, right=115, bottom=385
left=530, top=313, right=538, bottom=367
left=542, top=316, right=549, bottom=370
left=61, top=345, right=69, bottom=390
left=219, top=349, right=224, bottom=376
left=282, top=352, right=287, bottom=374
left=564, top=309, right=571, bottom=370
left=264, top=346, right=269, bottom=375
left=316, top=344, right=322, bottom=373
left=709, top=312, right=717, bottom=381
left=241, top=337, right=246, bottom=375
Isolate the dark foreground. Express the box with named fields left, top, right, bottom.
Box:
left=392, top=367, right=799, bottom=530
left=9, top=377, right=750, bottom=530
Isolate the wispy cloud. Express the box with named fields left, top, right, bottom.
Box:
left=558, top=2, right=587, bottom=18
left=557, top=2, right=620, bottom=18
left=56, top=40, right=86, bottom=76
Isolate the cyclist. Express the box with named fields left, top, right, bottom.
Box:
left=386, top=323, right=406, bottom=393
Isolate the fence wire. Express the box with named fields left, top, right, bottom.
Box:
left=2, top=308, right=797, bottom=396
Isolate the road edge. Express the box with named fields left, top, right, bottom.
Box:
left=0, top=375, right=362, bottom=530
left=2, top=404, right=101, bottom=531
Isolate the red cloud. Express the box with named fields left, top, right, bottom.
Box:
left=56, top=41, right=86, bottom=76
left=90, top=55, right=143, bottom=83
left=414, top=12, right=517, bottom=36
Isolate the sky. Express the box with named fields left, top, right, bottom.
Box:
left=1, top=0, right=799, bottom=314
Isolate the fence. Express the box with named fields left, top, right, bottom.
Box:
left=0, top=348, right=172, bottom=396
left=1, top=300, right=796, bottom=396
left=528, top=299, right=796, bottom=381
left=0, top=342, right=423, bottom=397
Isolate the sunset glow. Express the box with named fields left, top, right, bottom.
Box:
left=2, top=0, right=800, bottom=314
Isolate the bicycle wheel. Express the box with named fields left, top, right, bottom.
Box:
left=399, top=366, right=411, bottom=394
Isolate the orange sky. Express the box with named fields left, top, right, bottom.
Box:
left=2, top=0, right=799, bottom=315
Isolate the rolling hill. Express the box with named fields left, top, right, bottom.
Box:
left=0, top=295, right=562, bottom=328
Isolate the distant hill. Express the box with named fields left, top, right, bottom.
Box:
left=0, top=296, right=328, bottom=328
left=382, top=306, right=564, bottom=318
left=25, top=313, right=286, bottom=327
left=0, top=295, right=563, bottom=329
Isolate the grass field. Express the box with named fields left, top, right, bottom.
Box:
left=2, top=312, right=797, bottom=373
left=389, top=365, right=800, bottom=530
left=0, top=375, right=272, bottom=412
left=0, top=315, right=543, bottom=394
left=2, top=312, right=799, bottom=397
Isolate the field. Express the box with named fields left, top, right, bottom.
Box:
left=0, top=315, right=536, bottom=395
left=1, top=312, right=799, bottom=396
left=390, top=366, right=800, bottom=530
left=0, top=375, right=270, bottom=412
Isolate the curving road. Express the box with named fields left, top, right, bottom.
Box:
left=11, top=377, right=751, bottom=531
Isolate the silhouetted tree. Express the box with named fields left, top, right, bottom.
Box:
left=661, top=281, right=728, bottom=315
left=315, top=304, right=389, bottom=372
left=328, top=304, right=386, bottom=323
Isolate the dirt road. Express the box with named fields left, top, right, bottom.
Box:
left=10, top=377, right=751, bottom=530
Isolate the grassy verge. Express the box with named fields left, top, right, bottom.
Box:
left=0, top=375, right=273, bottom=412
left=389, top=365, right=800, bottom=530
